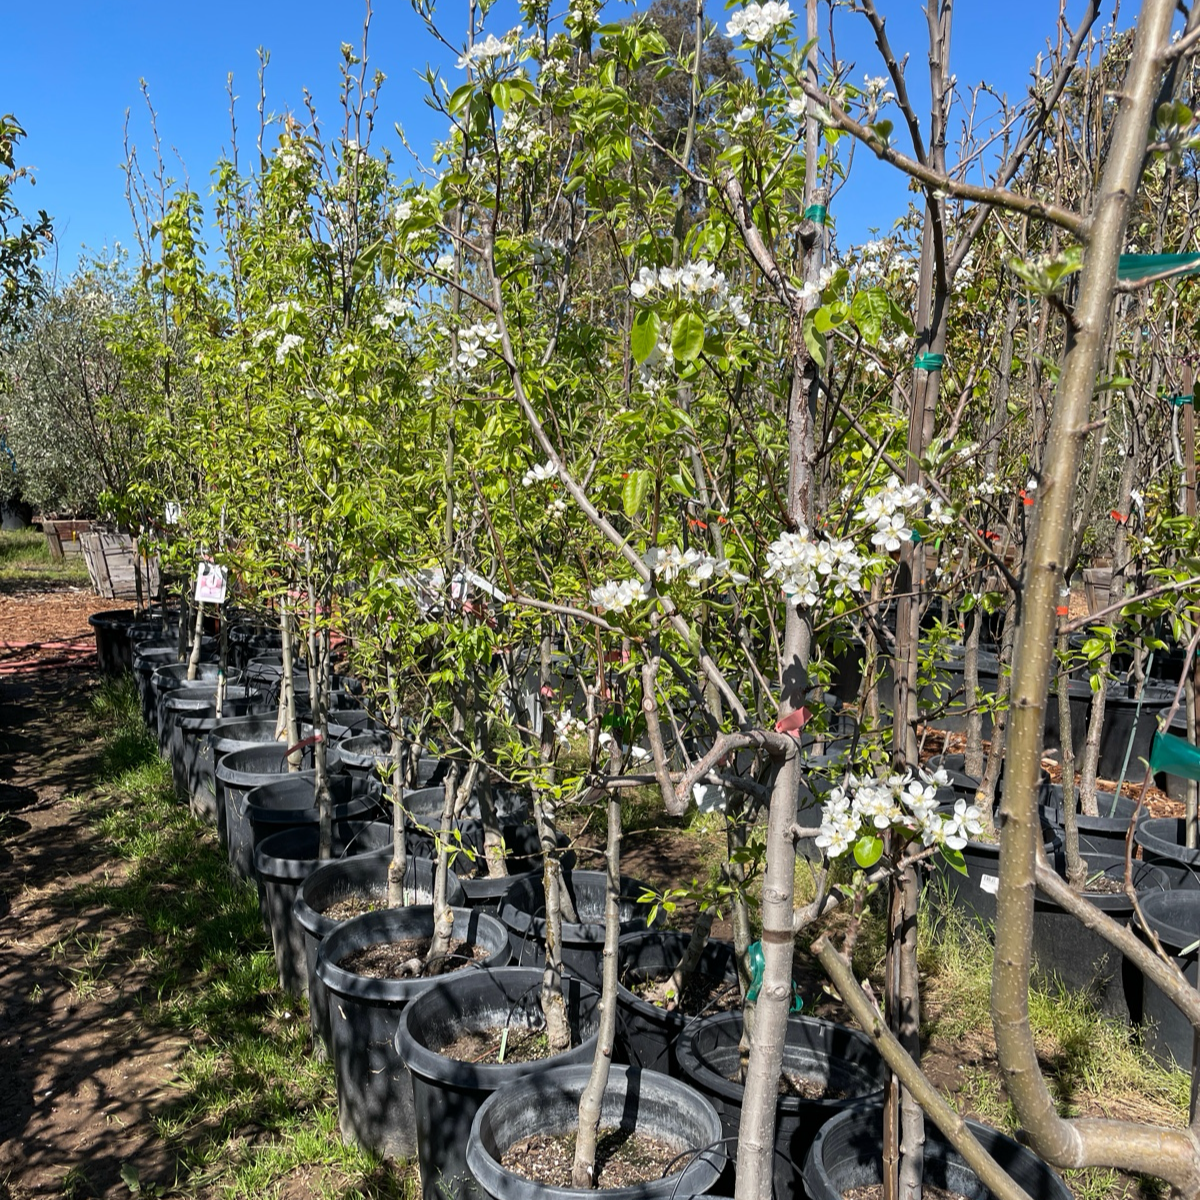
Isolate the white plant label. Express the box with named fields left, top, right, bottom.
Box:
left=194, top=562, right=229, bottom=605
left=165, top=501, right=181, bottom=525
left=979, top=874, right=999, bottom=895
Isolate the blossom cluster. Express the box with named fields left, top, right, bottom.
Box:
left=855, top=475, right=941, bottom=551
left=764, top=527, right=864, bottom=608
left=726, top=1, right=794, bottom=42
left=629, top=259, right=751, bottom=328
left=457, top=321, right=501, bottom=369
left=456, top=33, right=512, bottom=70
left=645, top=543, right=749, bottom=587
left=815, top=767, right=983, bottom=858
left=590, top=578, right=651, bottom=614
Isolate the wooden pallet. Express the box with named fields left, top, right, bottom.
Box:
left=80, top=530, right=161, bottom=600
left=42, top=519, right=94, bottom=559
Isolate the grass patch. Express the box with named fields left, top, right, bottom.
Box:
left=74, top=677, right=417, bottom=1199
left=0, top=527, right=89, bottom=586
left=920, top=892, right=1184, bottom=1199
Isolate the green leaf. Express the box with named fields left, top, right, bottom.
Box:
left=940, top=845, right=968, bottom=875
left=622, top=469, right=653, bottom=519
left=853, top=834, right=883, bottom=869
left=671, top=311, right=705, bottom=362
left=803, top=313, right=827, bottom=370
left=448, top=84, right=475, bottom=116
left=631, top=309, right=661, bottom=364
left=491, top=81, right=512, bottom=110
left=850, top=288, right=891, bottom=345
left=813, top=299, right=849, bottom=333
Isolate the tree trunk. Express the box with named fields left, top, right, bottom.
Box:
left=386, top=650, right=408, bottom=907
left=314, top=624, right=334, bottom=861
left=1057, top=630, right=1087, bottom=889
left=571, top=784, right=622, bottom=1188
left=186, top=601, right=204, bottom=682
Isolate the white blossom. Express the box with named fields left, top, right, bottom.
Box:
left=590, top=578, right=649, bottom=614
left=727, top=0, right=794, bottom=42
left=521, top=462, right=557, bottom=487
left=276, top=333, right=305, bottom=364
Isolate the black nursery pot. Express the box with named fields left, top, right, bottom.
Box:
left=164, top=686, right=264, bottom=807
left=1136, top=889, right=1200, bottom=1070
left=500, top=869, right=660, bottom=983
left=216, top=741, right=343, bottom=879
left=933, top=821, right=1060, bottom=928
left=397, top=967, right=602, bottom=1200
left=253, top=819, right=392, bottom=996
left=243, top=772, right=382, bottom=860
left=405, top=784, right=531, bottom=824
left=465, top=1064, right=725, bottom=1200
left=802, top=1106, right=1072, bottom=1200
left=676, top=1010, right=886, bottom=1200
left=315, top=905, right=510, bottom=1158
left=1033, top=852, right=1167, bottom=1021
left=1135, top=817, right=1200, bottom=890
left=295, top=855, right=466, bottom=1055
left=1042, top=785, right=1140, bottom=857
left=88, top=609, right=137, bottom=675
left=1097, top=683, right=1175, bottom=780
left=133, top=644, right=179, bottom=727
left=616, top=930, right=738, bottom=1076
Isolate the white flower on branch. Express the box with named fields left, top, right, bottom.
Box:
left=726, top=0, right=793, bottom=43
left=590, top=578, right=650, bottom=614
left=276, top=333, right=305, bottom=364
left=521, top=462, right=557, bottom=487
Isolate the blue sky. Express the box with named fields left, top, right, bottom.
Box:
left=4, top=0, right=1111, bottom=277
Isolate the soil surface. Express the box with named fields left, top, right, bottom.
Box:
left=438, top=1023, right=553, bottom=1065
left=337, top=935, right=486, bottom=978
left=500, top=1127, right=683, bottom=1189
left=628, top=970, right=741, bottom=1018
left=0, top=652, right=182, bottom=1197
left=322, top=889, right=386, bottom=921
left=844, top=1187, right=966, bottom=1200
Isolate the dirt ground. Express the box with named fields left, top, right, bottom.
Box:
left=0, top=578, right=186, bottom=1199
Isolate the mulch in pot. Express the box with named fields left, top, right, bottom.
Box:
left=500, top=1126, right=685, bottom=1188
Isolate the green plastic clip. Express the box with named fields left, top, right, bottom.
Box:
left=745, top=940, right=804, bottom=1011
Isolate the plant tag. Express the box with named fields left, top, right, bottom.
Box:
left=195, top=562, right=229, bottom=605
left=979, top=874, right=999, bottom=895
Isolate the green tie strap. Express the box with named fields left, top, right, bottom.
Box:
left=1150, top=730, right=1200, bottom=781
left=913, top=352, right=945, bottom=372
left=1117, top=253, right=1200, bottom=283
left=804, top=204, right=828, bottom=225
left=1167, top=393, right=1194, bottom=406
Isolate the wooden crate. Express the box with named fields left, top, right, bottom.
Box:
left=43, top=519, right=94, bottom=559
left=81, top=530, right=161, bottom=600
